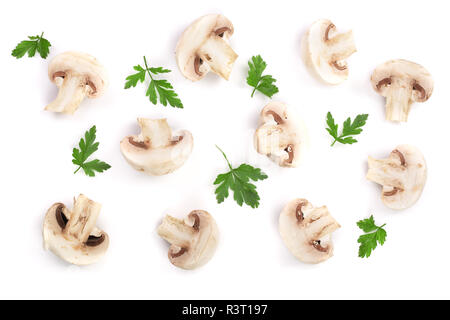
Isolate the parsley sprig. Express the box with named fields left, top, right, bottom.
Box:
left=12, top=32, right=51, bottom=59
left=357, top=215, right=387, bottom=258
left=247, top=55, right=279, bottom=98
left=72, top=126, right=111, bottom=177
left=125, top=56, right=183, bottom=108
left=214, top=146, right=268, bottom=209
left=326, top=112, right=369, bottom=146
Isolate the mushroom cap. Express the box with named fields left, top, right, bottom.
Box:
left=254, top=101, right=308, bottom=167
left=43, top=202, right=109, bottom=266
left=176, top=14, right=235, bottom=81
left=48, top=51, right=108, bottom=98
left=120, top=118, right=193, bottom=176
left=371, top=59, right=433, bottom=103
left=158, top=210, right=219, bottom=270
left=279, top=199, right=340, bottom=264
left=301, top=19, right=356, bottom=84
left=367, top=145, right=427, bottom=210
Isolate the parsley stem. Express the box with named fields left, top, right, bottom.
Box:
left=215, top=145, right=233, bottom=170
left=143, top=56, right=154, bottom=81
left=331, top=140, right=337, bottom=147
left=74, top=166, right=81, bottom=174
left=251, top=87, right=257, bottom=98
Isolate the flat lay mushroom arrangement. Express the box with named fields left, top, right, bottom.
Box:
left=25, top=14, right=433, bottom=268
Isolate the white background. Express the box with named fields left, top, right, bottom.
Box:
left=0, top=0, right=448, bottom=300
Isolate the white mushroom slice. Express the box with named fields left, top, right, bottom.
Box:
left=43, top=194, right=109, bottom=266
left=157, top=210, right=219, bottom=270
left=120, top=118, right=193, bottom=176
left=367, top=145, right=427, bottom=210
left=279, top=199, right=340, bottom=264
left=176, top=14, right=238, bottom=81
left=371, top=60, right=433, bottom=122
left=254, top=102, right=307, bottom=167
left=45, top=52, right=108, bottom=115
left=301, top=19, right=356, bottom=84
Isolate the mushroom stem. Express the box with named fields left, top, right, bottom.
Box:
left=385, top=85, right=413, bottom=122
left=197, top=37, right=238, bottom=80
left=137, top=118, right=172, bottom=149
left=328, top=31, right=356, bottom=62
left=367, top=157, right=405, bottom=190
left=64, top=194, right=101, bottom=243
left=157, top=215, right=196, bottom=248
left=305, top=206, right=341, bottom=240
left=45, top=74, right=90, bottom=114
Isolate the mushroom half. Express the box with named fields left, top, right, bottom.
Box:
left=254, top=102, right=308, bottom=167
left=371, top=60, right=433, bottom=122
left=367, top=145, right=427, bottom=210
left=120, top=118, right=193, bottom=176
left=176, top=14, right=238, bottom=81
left=43, top=194, right=109, bottom=265
left=45, top=51, right=108, bottom=115
left=157, top=210, right=219, bottom=270
left=301, top=19, right=356, bottom=84
left=279, top=199, right=340, bottom=264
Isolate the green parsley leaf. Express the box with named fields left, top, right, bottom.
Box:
left=357, top=215, right=387, bottom=258
left=326, top=112, right=369, bottom=146
left=214, top=146, right=268, bottom=208
left=12, top=32, right=51, bottom=59
left=247, top=55, right=279, bottom=98
left=124, top=56, right=183, bottom=108
left=72, top=126, right=111, bottom=177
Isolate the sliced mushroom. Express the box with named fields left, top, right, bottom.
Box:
left=120, top=118, right=193, bottom=176
left=371, top=60, right=433, bottom=122
left=301, top=19, right=356, bottom=84
left=43, top=194, right=109, bottom=265
left=254, top=102, right=307, bottom=167
left=279, top=199, right=340, bottom=264
left=176, top=14, right=238, bottom=81
left=45, top=52, right=108, bottom=115
left=157, top=210, right=219, bottom=270
left=367, top=145, right=427, bottom=210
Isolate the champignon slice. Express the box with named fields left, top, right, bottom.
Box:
left=279, top=199, right=340, bottom=264
left=45, top=51, right=108, bottom=115
left=120, top=118, right=193, bottom=176
left=367, top=145, right=427, bottom=210
left=254, top=101, right=308, bottom=167
left=176, top=14, right=238, bottom=81
left=43, top=194, right=109, bottom=266
left=157, top=210, right=219, bottom=270
left=301, top=19, right=356, bottom=84
left=371, top=60, right=433, bottom=122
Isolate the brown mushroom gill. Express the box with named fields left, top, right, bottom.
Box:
left=324, top=23, right=335, bottom=41
left=55, top=204, right=68, bottom=229
left=191, top=213, right=200, bottom=231
left=171, top=247, right=188, bottom=258
left=331, top=61, right=347, bottom=71
left=194, top=56, right=203, bottom=76
left=412, top=82, right=426, bottom=100
left=86, top=234, right=105, bottom=247
left=86, top=80, right=97, bottom=94
left=392, top=149, right=406, bottom=167
left=265, top=110, right=284, bottom=125
left=53, top=71, right=66, bottom=80
left=214, top=27, right=231, bottom=37
left=312, top=240, right=328, bottom=253
left=128, top=137, right=150, bottom=149
left=295, top=202, right=305, bottom=222
left=376, top=77, right=392, bottom=90
left=285, top=145, right=294, bottom=164
left=383, top=187, right=402, bottom=197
